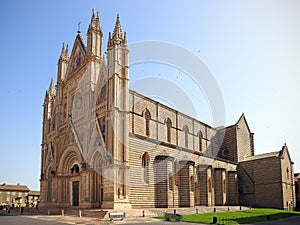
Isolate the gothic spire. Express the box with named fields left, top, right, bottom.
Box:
left=49, top=78, right=55, bottom=97
left=64, top=44, right=69, bottom=58
left=112, top=14, right=122, bottom=40
left=87, top=8, right=103, bottom=57
left=108, top=14, right=126, bottom=48
left=59, top=43, right=69, bottom=60
left=44, top=90, right=48, bottom=103
left=88, top=8, right=102, bottom=35
left=60, top=43, right=65, bottom=57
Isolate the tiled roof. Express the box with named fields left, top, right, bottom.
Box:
left=241, top=151, right=279, bottom=161
left=0, top=184, right=30, bottom=192
left=28, top=190, right=40, bottom=196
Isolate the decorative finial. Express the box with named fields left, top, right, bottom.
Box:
left=77, top=21, right=81, bottom=33
left=64, top=44, right=69, bottom=58
left=61, top=43, right=65, bottom=55
left=123, top=31, right=127, bottom=44
left=107, top=32, right=112, bottom=47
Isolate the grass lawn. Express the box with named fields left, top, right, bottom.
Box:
left=158, top=208, right=300, bottom=224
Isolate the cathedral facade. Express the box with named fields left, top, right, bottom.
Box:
left=40, top=10, right=295, bottom=210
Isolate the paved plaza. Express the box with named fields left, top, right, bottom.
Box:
left=0, top=215, right=194, bottom=225
left=1, top=214, right=300, bottom=225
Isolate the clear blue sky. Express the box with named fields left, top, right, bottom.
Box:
left=0, top=0, right=299, bottom=190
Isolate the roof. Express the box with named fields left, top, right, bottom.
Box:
left=241, top=144, right=294, bottom=163
left=241, top=151, right=280, bottom=161
left=0, top=183, right=30, bottom=192
left=28, top=190, right=40, bottom=196
left=225, top=113, right=252, bottom=131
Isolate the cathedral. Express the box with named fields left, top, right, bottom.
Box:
left=40, top=10, right=296, bottom=210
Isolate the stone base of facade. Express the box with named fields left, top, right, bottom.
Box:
left=39, top=202, right=101, bottom=209
left=101, top=200, right=132, bottom=209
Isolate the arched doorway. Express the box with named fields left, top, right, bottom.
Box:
left=57, top=146, right=83, bottom=207
left=72, top=181, right=79, bottom=206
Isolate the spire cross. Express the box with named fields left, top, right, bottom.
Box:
left=78, top=21, right=81, bottom=33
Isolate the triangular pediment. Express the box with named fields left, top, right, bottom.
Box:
left=61, top=124, right=78, bottom=149
left=66, top=33, right=87, bottom=79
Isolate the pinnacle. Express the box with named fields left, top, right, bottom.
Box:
left=112, top=14, right=122, bottom=39
left=49, top=78, right=55, bottom=96
left=88, top=8, right=101, bottom=33
left=60, top=43, right=65, bottom=56
left=60, top=43, right=69, bottom=59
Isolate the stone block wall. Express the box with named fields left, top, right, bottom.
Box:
left=129, top=90, right=214, bottom=154
left=295, top=177, right=300, bottom=210
left=214, top=168, right=226, bottom=205
left=239, top=157, right=283, bottom=208
left=280, top=151, right=296, bottom=210
left=219, top=126, right=237, bottom=162
left=236, top=117, right=253, bottom=162
left=178, top=162, right=195, bottom=207
left=226, top=171, right=239, bottom=205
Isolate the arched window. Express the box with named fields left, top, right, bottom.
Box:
left=166, top=118, right=172, bottom=143
left=142, top=153, right=150, bottom=184
left=198, top=131, right=203, bottom=152
left=183, top=125, right=189, bottom=148
left=70, top=164, right=79, bottom=174
left=144, top=109, right=151, bottom=137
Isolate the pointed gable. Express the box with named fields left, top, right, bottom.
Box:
left=235, top=113, right=251, bottom=133
left=66, top=33, right=87, bottom=79
left=234, top=114, right=254, bottom=161
left=279, top=144, right=294, bottom=164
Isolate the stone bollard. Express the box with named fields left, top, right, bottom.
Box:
left=62, top=209, right=64, bottom=216
left=79, top=210, right=82, bottom=217
left=212, top=216, right=217, bottom=224
left=48, top=209, right=50, bottom=215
